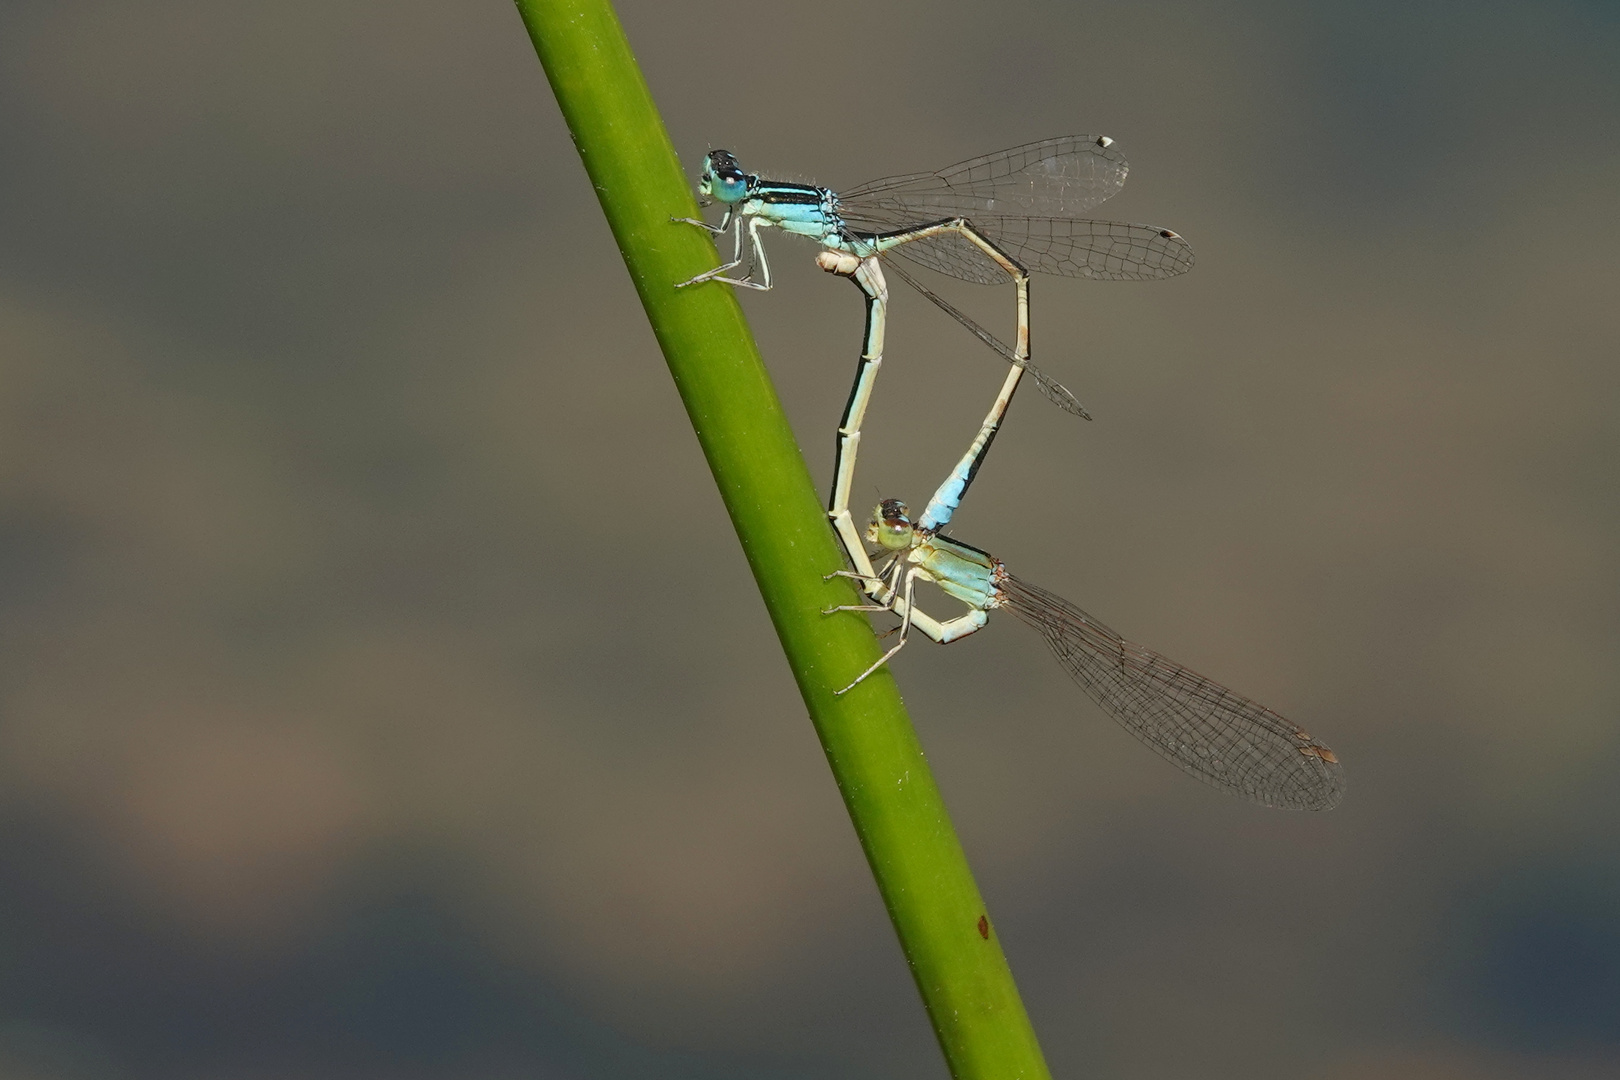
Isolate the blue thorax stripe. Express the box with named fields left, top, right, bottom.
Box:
left=754, top=181, right=827, bottom=207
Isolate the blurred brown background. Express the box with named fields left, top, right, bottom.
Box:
left=0, top=1, right=1616, bottom=1078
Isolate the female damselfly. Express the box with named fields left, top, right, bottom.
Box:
left=828, top=499, right=1346, bottom=811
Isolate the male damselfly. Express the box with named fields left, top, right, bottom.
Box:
left=676, top=136, right=1194, bottom=422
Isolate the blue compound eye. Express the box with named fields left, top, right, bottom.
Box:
left=705, top=150, right=752, bottom=203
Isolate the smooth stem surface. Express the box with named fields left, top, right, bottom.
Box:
left=513, top=3, right=1053, bottom=1078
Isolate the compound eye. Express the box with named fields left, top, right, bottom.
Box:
left=704, top=150, right=751, bottom=203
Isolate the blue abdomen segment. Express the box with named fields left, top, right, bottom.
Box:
left=917, top=460, right=973, bottom=533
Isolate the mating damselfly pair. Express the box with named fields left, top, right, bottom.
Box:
left=676, top=137, right=1345, bottom=812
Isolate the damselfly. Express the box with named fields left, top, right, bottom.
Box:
left=675, top=136, right=1194, bottom=419
left=829, top=499, right=1346, bottom=811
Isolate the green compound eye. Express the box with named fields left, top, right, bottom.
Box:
left=870, top=500, right=915, bottom=551
left=875, top=519, right=913, bottom=551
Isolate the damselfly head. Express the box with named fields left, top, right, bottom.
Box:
left=866, top=498, right=915, bottom=551
left=700, top=150, right=753, bottom=204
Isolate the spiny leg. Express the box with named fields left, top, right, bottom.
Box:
left=822, top=553, right=903, bottom=615
left=674, top=213, right=747, bottom=288
left=676, top=216, right=775, bottom=290
left=670, top=212, right=728, bottom=234
left=834, top=555, right=993, bottom=690
left=835, top=568, right=922, bottom=694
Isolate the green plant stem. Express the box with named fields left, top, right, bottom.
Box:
left=513, top=3, right=1053, bottom=1077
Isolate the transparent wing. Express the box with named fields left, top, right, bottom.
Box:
left=973, top=216, right=1194, bottom=279
left=876, top=217, right=1196, bottom=284
left=999, top=574, right=1346, bottom=810
left=836, top=135, right=1193, bottom=284
left=840, top=135, right=1131, bottom=218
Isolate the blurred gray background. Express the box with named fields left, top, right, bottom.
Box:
left=0, top=1, right=1616, bottom=1078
